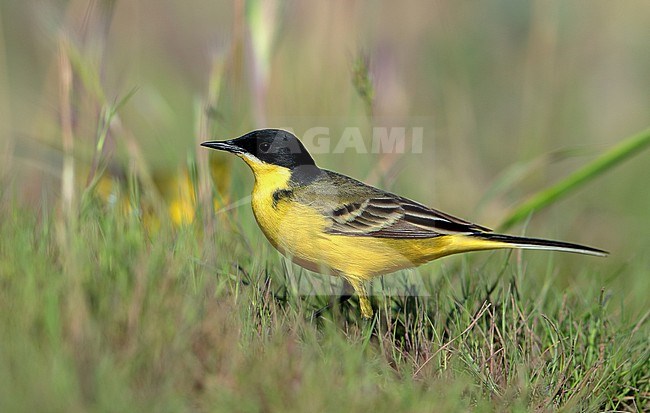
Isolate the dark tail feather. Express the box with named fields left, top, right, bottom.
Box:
left=470, top=233, right=608, bottom=257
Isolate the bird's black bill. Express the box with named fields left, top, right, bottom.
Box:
left=200, top=140, right=243, bottom=154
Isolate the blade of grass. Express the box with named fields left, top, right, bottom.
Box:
left=81, top=89, right=138, bottom=204
left=62, top=38, right=106, bottom=104
left=247, top=0, right=281, bottom=126
left=351, top=51, right=375, bottom=119
left=58, top=35, right=75, bottom=220
left=475, top=147, right=599, bottom=215
left=0, top=16, right=11, bottom=181
left=499, top=127, right=650, bottom=231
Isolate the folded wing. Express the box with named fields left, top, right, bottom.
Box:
left=326, top=195, right=490, bottom=238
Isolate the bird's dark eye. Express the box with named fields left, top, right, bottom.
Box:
left=259, top=142, right=271, bottom=152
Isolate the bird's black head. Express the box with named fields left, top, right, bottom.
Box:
left=201, top=129, right=315, bottom=169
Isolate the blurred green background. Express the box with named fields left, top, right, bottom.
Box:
left=1, top=1, right=649, bottom=411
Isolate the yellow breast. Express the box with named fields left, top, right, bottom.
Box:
left=247, top=161, right=439, bottom=279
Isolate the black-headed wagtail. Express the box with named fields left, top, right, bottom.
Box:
left=201, top=129, right=607, bottom=318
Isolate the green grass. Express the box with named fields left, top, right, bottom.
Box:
left=0, top=191, right=647, bottom=412
left=2, top=1, right=650, bottom=411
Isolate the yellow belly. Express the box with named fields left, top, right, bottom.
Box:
left=252, top=187, right=466, bottom=280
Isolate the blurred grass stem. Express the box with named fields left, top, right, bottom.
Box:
left=500, top=127, right=650, bottom=231
left=0, top=17, right=11, bottom=180
left=58, top=35, right=75, bottom=221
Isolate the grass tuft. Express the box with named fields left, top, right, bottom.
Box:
left=0, top=199, right=647, bottom=412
